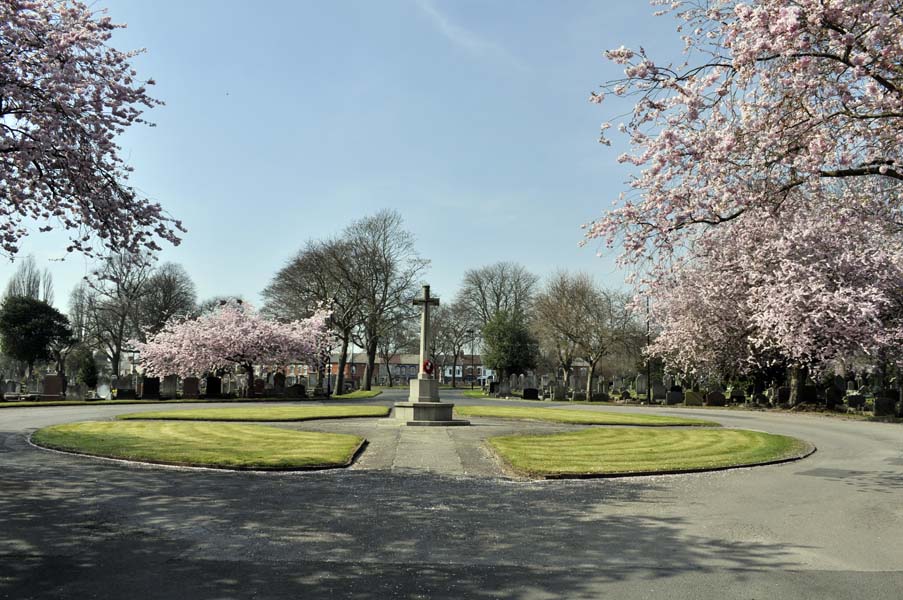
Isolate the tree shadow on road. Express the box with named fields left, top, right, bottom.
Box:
left=1, top=430, right=810, bottom=599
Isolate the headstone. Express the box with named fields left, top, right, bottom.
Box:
left=729, top=388, right=745, bottom=403
left=205, top=376, right=222, bottom=398
left=497, top=382, right=511, bottom=397
left=489, top=381, right=499, bottom=394
left=684, top=390, right=703, bottom=406
left=141, top=376, right=160, bottom=400
left=273, top=372, right=286, bottom=395
left=705, top=391, right=726, bottom=407
left=254, top=378, right=265, bottom=396
left=845, top=393, right=866, bottom=410
left=161, top=375, right=179, bottom=399
left=182, top=377, right=200, bottom=399
left=591, top=391, right=609, bottom=403
left=518, top=374, right=525, bottom=390
left=114, top=376, right=134, bottom=390
left=509, top=374, right=518, bottom=391
left=635, top=374, right=648, bottom=396
left=776, top=386, right=791, bottom=405
left=874, top=394, right=897, bottom=417
left=665, top=390, right=684, bottom=405
left=825, top=386, right=844, bottom=410
left=846, top=380, right=856, bottom=392
left=285, top=384, right=306, bottom=398
left=799, top=385, right=818, bottom=404
left=41, top=374, right=65, bottom=398
left=551, top=385, right=567, bottom=401
left=571, top=391, right=587, bottom=401
left=619, top=389, right=631, bottom=401
left=651, top=383, right=666, bottom=403
left=96, top=383, right=111, bottom=400
left=522, top=388, right=539, bottom=400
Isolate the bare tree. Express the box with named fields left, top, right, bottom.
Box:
left=377, top=311, right=417, bottom=387
left=458, top=262, right=537, bottom=326
left=83, top=253, right=154, bottom=376
left=262, top=237, right=363, bottom=395
left=4, top=254, right=54, bottom=304
left=533, top=272, right=641, bottom=399
left=138, top=262, right=197, bottom=337
left=347, top=210, right=429, bottom=391
left=432, top=299, right=477, bottom=387
left=533, top=272, right=581, bottom=388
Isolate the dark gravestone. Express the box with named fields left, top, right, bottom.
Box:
left=205, top=376, right=222, bottom=398
left=705, top=391, right=726, bottom=407
left=684, top=390, right=703, bottom=406
left=651, top=383, right=667, bottom=403
left=591, top=392, right=610, bottom=403
left=729, top=389, right=745, bottom=404
left=776, top=386, right=791, bottom=405
left=141, top=376, right=160, bottom=399
left=874, top=395, right=897, bottom=417
left=273, top=372, right=286, bottom=395
left=845, top=394, right=866, bottom=410
left=161, top=375, right=179, bottom=399
left=665, top=390, right=684, bottom=405
left=571, top=391, right=587, bottom=401
left=800, top=385, right=818, bottom=404
left=285, top=384, right=306, bottom=398
left=489, top=382, right=499, bottom=394
left=182, top=377, right=200, bottom=399
left=42, top=374, right=65, bottom=399
left=620, top=390, right=631, bottom=401
left=254, top=379, right=266, bottom=396
left=522, top=388, right=539, bottom=400
left=825, top=386, right=844, bottom=410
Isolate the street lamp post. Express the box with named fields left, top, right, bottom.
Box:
left=467, top=329, right=475, bottom=390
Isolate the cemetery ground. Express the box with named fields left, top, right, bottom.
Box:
left=2, top=388, right=902, bottom=599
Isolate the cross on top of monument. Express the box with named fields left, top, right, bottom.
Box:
left=413, top=284, right=439, bottom=379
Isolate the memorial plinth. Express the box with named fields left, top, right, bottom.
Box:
left=394, top=377, right=469, bottom=426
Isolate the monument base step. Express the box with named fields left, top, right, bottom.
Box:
left=393, top=401, right=469, bottom=426
left=401, top=419, right=471, bottom=427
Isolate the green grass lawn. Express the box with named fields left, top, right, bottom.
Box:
left=330, top=388, right=383, bottom=399
left=489, top=427, right=810, bottom=477
left=462, top=390, right=490, bottom=399
left=32, top=421, right=364, bottom=470
left=454, top=405, right=718, bottom=427
left=116, top=405, right=389, bottom=422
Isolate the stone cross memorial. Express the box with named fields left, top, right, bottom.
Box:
left=394, top=284, right=468, bottom=426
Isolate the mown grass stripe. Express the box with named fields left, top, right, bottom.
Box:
left=454, top=405, right=717, bottom=427
left=116, top=405, right=389, bottom=422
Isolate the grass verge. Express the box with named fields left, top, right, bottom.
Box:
left=489, top=427, right=811, bottom=478
left=32, top=421, right=364, bottom=470
left=454, top=405, right=718, bottom=427
left=462, top=390, right=490, bottom=399
left=116, top=405, right=389, bottom=422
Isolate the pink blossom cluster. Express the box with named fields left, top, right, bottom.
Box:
left=648, top=194, right=903, bottom=377
left=587, top=0, right=903, bottom=268
left=136, top=301, right=333, bottom=378
left=0, top=0, right=183, bottom=256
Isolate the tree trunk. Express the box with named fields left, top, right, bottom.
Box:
left=585, top=362, right=596, bottom=401
left=335, top=335, right=350, bottom=395
left=111, top=350, right=121, bottom=378
left=363, top=337, right=378, bottom=391
left=243, top=364, right=255, bottom=398
left=789, top=365, right=808, bottom=406
left=451, top=356, right=458, bottom=388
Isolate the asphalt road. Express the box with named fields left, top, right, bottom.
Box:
left=1, top=388, right=902, bottom=599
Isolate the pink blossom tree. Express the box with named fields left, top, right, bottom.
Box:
left=648, top=194, right=903, bottom=402
left=136, top=301, right=333, bottom=397
left=587, top=0, right=903, bottom=273
left=0, top=0, right=183, bottom=257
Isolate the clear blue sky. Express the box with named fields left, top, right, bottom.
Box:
left=1, top=0, right=681, bottom=310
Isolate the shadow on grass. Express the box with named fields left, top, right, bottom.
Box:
left=1, top=428, right=809, bottom=599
